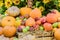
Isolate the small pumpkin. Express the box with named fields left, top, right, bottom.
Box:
left=30, top=8, right=42, bottom=19
left=25, top=17, right=35, bottom=26
left=6, top=6, right=20, bottom=16
left=3, top=26, right=16, bottom=37
left=1, top=16, right=16, bottom=27
left=20, top=7, right=32, bottom=18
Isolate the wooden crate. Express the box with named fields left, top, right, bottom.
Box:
left=17, top=31, right=56, bottom=40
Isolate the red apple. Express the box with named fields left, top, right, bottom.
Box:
left=29, top=27, right=34, bottom=31
left=20, top=16, right=24, bottom=19
left=33, top=24, right=39, bottom=30
left=40, top=16, right=46, bottom=24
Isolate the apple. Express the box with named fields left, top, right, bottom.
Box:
left=23, top=28, right=28, bottom=33
left=52, top=22, right=58, bottom=28
left=39, top=26, right=44, bottom=31
left=13, top=37, right=18, bottom=40
left=33, top=24, right=39, bottom=30
left=40, top=16, right=46, bottom=24
left=25, top=26, right=30, bottom=30
left=17, top=27, right=22, bottom=32
left=16, top=17, right=20, bottom=20
left=23, top=18, right=27, bottom=21
left=29, top=27, right=34, bottom=31
left=20, top=16, right=24, bottom=19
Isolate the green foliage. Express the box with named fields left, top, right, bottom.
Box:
left=33, top=0, right=60, bottom=15
left=0, top=0, right=60, bottom=15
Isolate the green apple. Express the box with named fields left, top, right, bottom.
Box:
left=39, top=26, right=44, bottom=31
left=16, top=17, right=20, bottom=20
left=52, top=22, right=58, bottom=28
left=23, top=28, right=28, bottom=33
left=23, top=18, right=27, bottom=21
left=14, top=37, right=18, bottom=40
left=25, top=26, right=30, bottom=30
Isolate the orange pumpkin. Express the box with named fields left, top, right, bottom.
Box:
left=46, top=13, right=57, bottom=23
left=0, top=27, right=3, bottom=35
left=20, top=7, right=32, bottom=17
left=30, top=8, right=42, bottom=19
left=3, top=26, right=16, bottom=37
left=54, top=28, right=60, bottom=40
left=25, top=17, right=35, bottom=26
left=1, top=16, right=16, bottom=27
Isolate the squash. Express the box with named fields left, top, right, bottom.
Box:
left=6, top=6, right=20, bottom=16
left=3, top=26, right=16, bottom=37
left=1, top=16, right=16, bottom=27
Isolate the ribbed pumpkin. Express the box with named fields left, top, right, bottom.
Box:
left=6, top=6, right=20, bottom=16
left=3, top=26, right=16, bottom=37
left=1, top=16, right=16, bottom=27
left=30, top=8, right=42, bottom=19
left=20, top=7, right=32, bottom=18
left=46, top=13, right=57, bottom=23
left=54, top=28, right=60, bottom=40
left=25, top=17, right=35, bottom=26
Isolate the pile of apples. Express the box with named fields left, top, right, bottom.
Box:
left=17, top=9, right=60, bottom=33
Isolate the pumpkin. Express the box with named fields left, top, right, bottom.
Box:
left=20, top=7, right=32, bottom=18
left=25, top=17, right=35, bottom=26
left=0, top=27, right=3, bottom=35
left=3, top=26, right=16, bottom=37
left=54, top=28, right=60, bottom=40
left=6, top=6, right=20, bottom=16
left=30, top=8, right=42, bottom=19
left=1, top=16, right=16, bottom=27
left=46, top=13, right=57, bottom=23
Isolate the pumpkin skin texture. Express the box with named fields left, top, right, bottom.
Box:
left=20, top=7, right=32, bottom=18
left=3, top=26, right=16, bottom=37
left=6, top=6, right=20, bottom=16
left=1, top=16, right=16, bottom=27
left=54, top=29, right=60, bottom=40
left=46, top=13, right=57, bottom=23
left=0, top=27, right=3, bottom=35
left=25, top=17, right=35, bottom=26
left=30, top=8, right=42, bottom=19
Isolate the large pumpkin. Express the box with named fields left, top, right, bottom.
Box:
left=1, top=16, right=16, bottom=27
left=6, top=6, right=20, bottom=16
left=30, top=8, right=42, bottom=19
left=3, top=26, right=16, bottom=37
left=20, top=7, right=32, bottom=18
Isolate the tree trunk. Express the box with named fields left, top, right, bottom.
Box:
left=27, top=0, right=33, bottom=8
